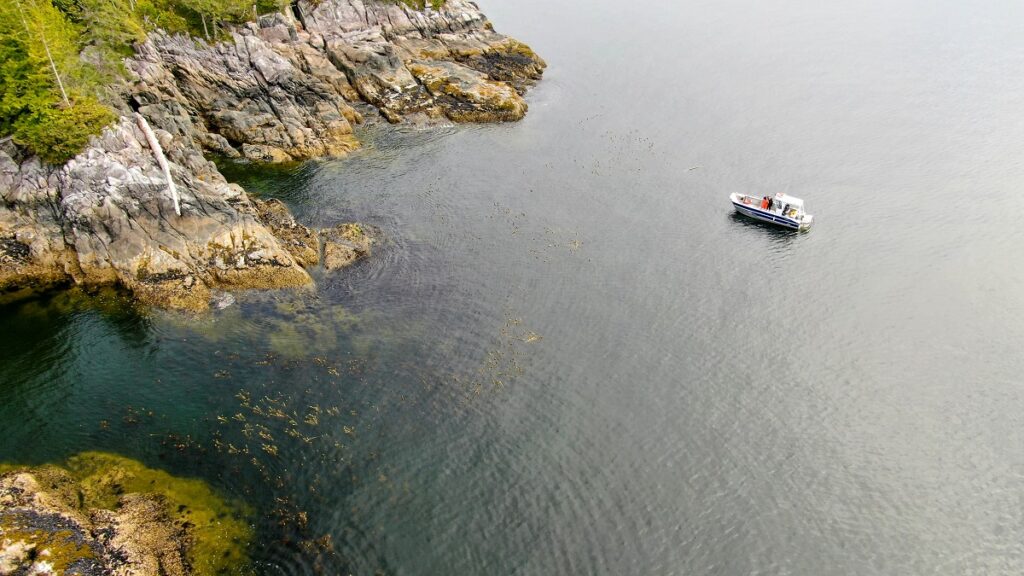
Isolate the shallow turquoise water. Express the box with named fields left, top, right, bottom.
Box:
left=4, top=0, right=1024, bottom=573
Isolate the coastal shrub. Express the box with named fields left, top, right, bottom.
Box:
left=55, top=0, right=148, bottom=56
left=0, top=0, right=118, bottom=163
left=0, top=0, right=252, bottom=164
left=12, top=96, right=116, bottom=163
left=386, top=0, right=448, bottom=10
left=134, top=1, right=192, bottom=35
left=257, top=0, right=295, bottom=15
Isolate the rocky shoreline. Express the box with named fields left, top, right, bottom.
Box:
left=0, top=0, right=545, bottom=310
left=0, top=453, right=251, bottom=576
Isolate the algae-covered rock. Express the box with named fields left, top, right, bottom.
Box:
left=252, top=198, right=321, bottom=267
left=407, top=60, right=527, bottom=122
left=322, top=223, right=373, bottom=271
left=0, top=452, right=252, bottom=576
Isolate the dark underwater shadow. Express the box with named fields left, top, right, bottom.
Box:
left=0, top=285, right=151, bottom=351
left=213, top=156, right=324, bottom=207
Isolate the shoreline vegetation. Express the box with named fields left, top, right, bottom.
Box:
left=1, top=0, right=294, bottom=164
left=0, top=0, right=545, bottom=310
left=0, top=0, right=445, bottom=163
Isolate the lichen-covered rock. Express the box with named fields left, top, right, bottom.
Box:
left=128, top=30, right=360, bottom=163
left=324, top=40, right=440, bottom=123
left=0, top=154, right=82, bottom=295
left=0, top=452, right=251, bottom=576
left=298, top=0, right=492, bottom=41
left=0, top=119, right=312, bottom=310
left=322, top=223, right=373, bottom=270
left=125, top=0, right=545, bottom=145
left=295, top=0, right=545, bottom=124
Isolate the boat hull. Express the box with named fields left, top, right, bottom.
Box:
left=730, top=194, right=812, bottom=230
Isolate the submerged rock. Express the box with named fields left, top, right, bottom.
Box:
left=322, top=223, right=373, bottom=270
left=0, top=452, right=251, bottom=576
left=211, top=291, right=237, bottom=310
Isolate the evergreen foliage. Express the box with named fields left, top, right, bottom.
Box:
left=383, top=0, right=446, bottom=9
left=0, top=0, right=448, bottom=164
left=0, top=0, right=283, bottom=164
left=0, top=0, right=115, bottom=163
left=13, top=98, right=116, bottom=164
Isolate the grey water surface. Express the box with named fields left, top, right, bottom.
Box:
left=3, top=0, right=1024, bottom=573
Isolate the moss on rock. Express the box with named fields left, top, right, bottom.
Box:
left=0, top=452, right=252, bottom=576
left=407, top=61, right=528, bottom=123
left=322, top=223, right=374, bottom=271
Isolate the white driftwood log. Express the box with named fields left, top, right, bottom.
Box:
left=134, top=112, right=181, bottom=216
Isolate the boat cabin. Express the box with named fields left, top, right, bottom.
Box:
left=772, top=193, right=805, bottom=219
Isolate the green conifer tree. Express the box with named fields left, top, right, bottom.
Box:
left=0, top=0, right=115, bottom=163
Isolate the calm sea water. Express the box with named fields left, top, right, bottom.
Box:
left=3, top=0, right=1024, bottom=573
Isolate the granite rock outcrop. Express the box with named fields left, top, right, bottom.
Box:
left=0, top=0, right=544, bottom=308
left=0, top=118, right=312, bottom=310
left=128, top=0, right=546, bottom=159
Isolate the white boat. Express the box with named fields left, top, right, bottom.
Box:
left=730, top=192, right=814, bottom=230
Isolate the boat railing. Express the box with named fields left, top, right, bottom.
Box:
left=734, top=194, right=804, bottom=219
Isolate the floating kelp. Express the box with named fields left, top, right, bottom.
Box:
left=183, top=349, right=414, bottom=572
left=490, top=311, right=538, bottom=384
left=0, top=452, right=252, bottom=576
left=489, top=201, right=585, bottom=262
left=428, top=309, right=542, bottom=404
left=115, top=291, right=538, bottom=571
